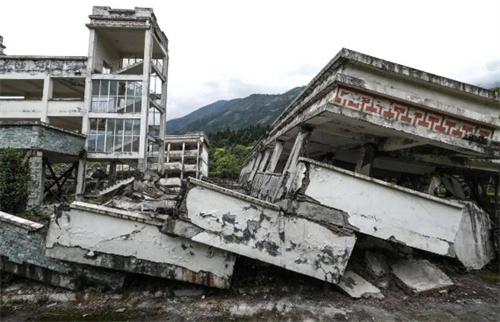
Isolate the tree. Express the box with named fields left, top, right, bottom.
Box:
left=0, top=148, right=30, bottom=214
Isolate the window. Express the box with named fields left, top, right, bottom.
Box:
left=91, top=80, right=142, bottom=113
left=88, top=118, right=141, bottom=153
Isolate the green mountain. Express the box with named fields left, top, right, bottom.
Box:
left=166, top=86, right=304, bottom=134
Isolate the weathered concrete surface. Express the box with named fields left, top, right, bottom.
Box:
left=292, top=158, right=494, bottom=269
left=45, top=202, right=236, bottom=289
left=364, top=251, right=390, bottom=279
left=0, top=210, right=124, bottom=290
left=391, top=259, right=454, bottom=294
left=337, top=270, right=384, bottom=299
left=172, top=178, right=356, bottom=285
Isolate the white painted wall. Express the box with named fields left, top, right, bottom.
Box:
left=186, top=183, right=356, bottom=284
left=45, top=203, right=235, bottom=281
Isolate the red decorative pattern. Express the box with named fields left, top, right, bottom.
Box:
left=332, top=87, right=494, bottom=140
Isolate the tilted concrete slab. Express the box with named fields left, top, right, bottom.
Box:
left=45, top=202, right=236, bottom=289
left=0, top=210, right=124, bottom=290
left=168, top=178, right=356, bottom=285
left=291, top=158, right=494, bottom=270
left=391, top=259, right=454, bottom=294
left=337, top=270, right=384, bottom=299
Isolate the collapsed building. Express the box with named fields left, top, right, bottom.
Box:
left=1, top=6, right=499, bottom=299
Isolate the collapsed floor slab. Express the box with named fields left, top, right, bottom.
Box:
left=391, top=259, right=454, bottom=294
left=0, top=210, right=124, bottom=290
left=166, top=178, right=356, bottom=285
left=45, top=202, right=236, bottom=289
left=290, top=158, right=494, bottom=270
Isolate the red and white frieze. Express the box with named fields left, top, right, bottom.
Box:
left=332, top=87, right=494, bottom=140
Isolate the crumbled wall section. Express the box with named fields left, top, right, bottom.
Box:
left=0, top=211, right=124, bottom=290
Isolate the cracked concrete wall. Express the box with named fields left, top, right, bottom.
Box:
left=0, top=124, right=85, bottom=156
left=0, top=211, right=123, bottom=290
left=292, top=158, right=494, bottom=269
left=45, top=202, right=236, bottom=288
left=180, top=180, right=356, bottom=284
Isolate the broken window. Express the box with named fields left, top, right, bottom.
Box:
left=91, top=80, right=142, bottom=113
left=88, top=118, right=141, bottom=153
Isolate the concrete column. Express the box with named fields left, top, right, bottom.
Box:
left=282, top=129, right=311, bottom=175
left=158, top=55, right=169, bottom=176
left=258, top=149, right=271, bottom=172
left=248, top=152, right=263, bottom=182
left=27, top=150, right=45, bottom=209
left=196, top=140, right=200, bottom=179
left=181, top=142, right=185, bottom=180
left=355, top=144, right=377, bottom=176
left=75, top=157, right=86, bottom=199
left=266, top=140, right=284, bottom=173
left=139, top=28, right=153, bottom=172
left=41, top=76, right=53, bottom=123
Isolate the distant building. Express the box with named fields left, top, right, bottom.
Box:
left=164, top=132, right=209, bottom=180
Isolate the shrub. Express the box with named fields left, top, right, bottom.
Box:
left=0, top=148, right=30, bottom=213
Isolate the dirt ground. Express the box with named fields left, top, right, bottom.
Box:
left=1, top=257, right=499, bottom=321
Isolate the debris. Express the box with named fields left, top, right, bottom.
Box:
left=391, top=259, right=454, bottom=294
left=364, top=251, right=389, bottom=278
left=173, top=289, right=204, bottom=297
left=337, top=270, right=384, bottom=299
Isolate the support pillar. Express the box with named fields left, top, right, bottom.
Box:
left=266, top=140, right=284, bottom=173
left=75, top=156, right=87, bottom=200
left=355, top=144, right=377, bottom=176
left=27, top=150, right=45, bottom=209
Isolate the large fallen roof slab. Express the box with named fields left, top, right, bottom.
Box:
left=291, top=158, right=494, bottom=270
left=45, top=201, right=236, bottom=289
left=167, top=178, right=356, bottom=285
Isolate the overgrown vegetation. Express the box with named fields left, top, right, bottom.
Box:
left=208, top=125, right=268, bottom=179
left=0, top=148, right=30, bottom=214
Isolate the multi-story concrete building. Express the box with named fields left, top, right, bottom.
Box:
left=0, top=6, right=169, bottom=203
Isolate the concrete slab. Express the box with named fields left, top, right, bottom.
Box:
left=292, top=158, right=494, bottom=270
left=391, top=259, right=454, bottom=294
left=169, top=178, right=356, bottom=285
left=337, top=270, right=384, bottom=299
left=45, top=201, right=236, bottom=289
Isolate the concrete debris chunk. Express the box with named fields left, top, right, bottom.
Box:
left=391, top=259, right=454, bottom=294
left=364, top=251, right=389, bottom=278
left=337, top=270, right=384, bottom=299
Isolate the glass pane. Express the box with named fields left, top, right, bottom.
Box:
left=132, top=119, right=140, bottom=135
left=123, top=136, right=133, bottom=152
left=88, top=119, right=98, bottom=152
left=126, top=98, right=135, bottom=113
left=126, top=81, right=136, bottom=97
left=132, top=136, right=140, bottom=152
left=105, top=119, right=114, bottom=153
left=114, top=134, right=122, bottom=153
left=118, top=81, right=126, bottom=96
left=134, top=97, right=142, bottom=113
left=124, top=119, right=133, bottom=135
left=92, top=80, right=100, bottom=96
left=99, top=80, right=109, bottom=98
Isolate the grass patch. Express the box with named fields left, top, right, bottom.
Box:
left=479, top=271, right=500, bottom=284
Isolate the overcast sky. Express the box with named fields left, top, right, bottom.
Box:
left=1, top=0, right=499, bottom=119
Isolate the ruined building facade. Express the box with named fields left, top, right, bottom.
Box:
left=0, top=7, right=169, bottom=204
